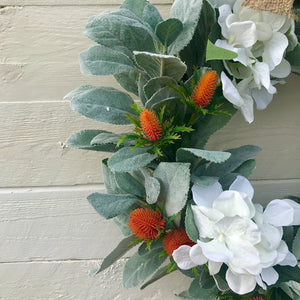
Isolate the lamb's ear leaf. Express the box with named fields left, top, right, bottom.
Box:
left=80, top=45, right=134, bottom=76
left=292, top=227, right=300, bottom=260
left=89, top=235, right=137, bottom=276
left=134, top=51, right=187, bottom=81
left=154, top=162, right=190, bottom=217
left=205, top=145, right=261, bottom=178
left=123, top=248, right=167, bottom=288
left=180, top=0, right=217, bottom=75
left=185, top=204, right=199, bottom=242
left=84, top=9, right=156, bottom=53
left=155, top=18, right=183, bottom=47
left=176, top=148, right=231, bottom=164
left=67, top=85, right=138, bottom=125
left=169, top=0, right=204, bottom=55
left=108, top=147, right=158, bottom=173
left=87, top=193, right=138, bottom=219
left=66, top=130, right=117, bottom=152
left=121, top=0, right=163, bottom=31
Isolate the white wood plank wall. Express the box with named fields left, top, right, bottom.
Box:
left=0, top=1, right=299, bottom=299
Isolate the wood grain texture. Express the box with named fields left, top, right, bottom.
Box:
left=0, top=101, right=134, bottom=187
left=0, top=181, right=298, bottom=263
left=1, top=74, right=299, bottom=188
left=207, top=73, right=300, bottom=180
left=0, top=5, right=170, bottom=102
left=0, top=259, right=192, bottom=300
left=0, top=0, right=173, bottom=5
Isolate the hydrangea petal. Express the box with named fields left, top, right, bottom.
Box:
left=197, top=239, right=233, bottom=263
left=279, top=250, right=297, bottom=267
left=252, top=87, right=274, bottom=110
left=255, top=22, right=273, bottom=41
left=173, top=245, right=197, bottom=270
left=208, top=260, right=223, bottom=275
left=213, top=191, right=252, bottom=218
left=191, top=205, right=222, bottom=238
left=189, top=244, right=208, bottom=266
left=261, top=267, right=279, bottom=286
left=218, top=5, right=233, bottom=38
left=221, top=72, right=244, bottom=107
left=226, top=269, right=257, bottom=294
left=191, top=182, right=223, bottom=208
left=229, top=175, right=254, bottom=200
left=228, top=21, right=257, bottom=48
left=263, top=32, right=288, bottom=70
left=264, top=199, right=300, bottom=226
left=270, top=58, right=291, bottom=78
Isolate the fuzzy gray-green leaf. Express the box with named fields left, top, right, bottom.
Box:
left=80, top=45, right=134, bottom=76
left=114, top=70, right=139, bottom=96
left=87, top=193, right=138, bottom=219
left=145, top=86, right=180, bottom=109
left=134, top=51, right=187, bottom=81
left=155, top=18, right=183, bottom=47
left=121, top=0, right=163, bottom=31
left=90, top=235, right=137, bottom=276
left=169, top=0, right=203, bottom=54
left=141, top=168, right=161, bottom=204
left=91, top=131, right=124, bottom=146
left=144, top=76, right=177, bottom=100
left=115, top=172, right=146, bottom=198
left=123, top=248, right=167, bottom=288
left=108, top=147, right=158, bottom=172
left=177, top=148, right=231, bottom=164
left=66, top=130, right=116, bottom=152
left=154, top=162, right=190, bottom=217
left=84, top=9, right=156, bottom=53
left=205, top=145, right=261, bottom=178
left=68, top=85, right=137, bottom=125
left=185, top=204, right=199, bottom=242
left=292, top=227, right=300, bottom=260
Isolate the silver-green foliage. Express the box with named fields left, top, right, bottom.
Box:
left=154, top=162, right=190, bottom=217
left=108, top=147, right=158, bottom=172
left=87, top=193, right=138, bottom=219
left=123, top=247, right=167, bottom=288
left=67, top=85, right=138, bottom=125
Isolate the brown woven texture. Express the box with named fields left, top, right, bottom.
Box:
left=242, top=0, right=294, bottom=17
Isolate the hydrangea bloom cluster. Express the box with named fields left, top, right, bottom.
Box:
left=173, top=176, right=300, bottom=294
left=214, top=0, right=298, bottom=122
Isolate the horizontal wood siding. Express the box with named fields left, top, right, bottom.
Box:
left=0, top=1, right=299, bottom=299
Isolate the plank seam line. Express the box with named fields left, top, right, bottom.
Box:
left=0, top=258, right=130, bottom=265
left=0, top=4, right=172, bottom=7
left=1, top=178, right=300, bottom=193
left=0, top=184, right=105, bottom=194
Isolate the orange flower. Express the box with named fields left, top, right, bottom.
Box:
left=191, top=70, right=218, bottom=108
left=128, top=208, right=165, bottom=240
left=140, top=109, right=162, bottom=141
left=249, top=297, right=263, bottom=300
left=163, top=228, right=195, bottom=256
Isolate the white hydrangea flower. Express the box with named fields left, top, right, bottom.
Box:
left=215, top=0, right=297, bottom=122
left=173, top=176, right=300, bottom=295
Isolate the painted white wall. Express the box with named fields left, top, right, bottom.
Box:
left=0, top=1, right=299, bottom=299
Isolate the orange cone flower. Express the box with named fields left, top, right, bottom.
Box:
left=128, top=208, right=165, bottom=240
left=163, top=228, right=195, bottom=256
left=140, top=109, right=162, bottom=141
left=249, top=297, right=263, bottom=300
left=191, top=70, right=218, bottom=108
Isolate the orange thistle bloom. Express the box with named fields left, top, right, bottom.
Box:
left=250, top=297, right=263, bottom=300
left=163, top=228, right=195, bottom=256
left=191, top=70, right=218, bottom=108
left=140, top=109, right=162, bottom=141
left=128, top=208, right=165, bottom=240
